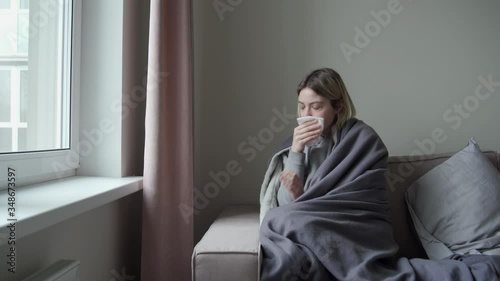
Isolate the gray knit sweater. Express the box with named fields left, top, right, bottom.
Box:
left=277, top=132, right=337, bottom=206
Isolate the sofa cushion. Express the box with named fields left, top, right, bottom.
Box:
left=387, top=148, right=498, bottom=259
left=405, top=138, right=500, bottom=260
left=192, top=205, right=260, bottom=281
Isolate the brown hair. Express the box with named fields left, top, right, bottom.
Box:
left=297, top=68, right=356, bottom=130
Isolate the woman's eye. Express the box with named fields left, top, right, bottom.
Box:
left=313, top=106, right=321, bottom=110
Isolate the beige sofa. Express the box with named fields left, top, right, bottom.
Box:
left=192, top=150, right=500, bottom=281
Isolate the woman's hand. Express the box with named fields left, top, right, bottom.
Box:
left=280, top=170, right=304, bottom=200
left=291, top=120, right=322, bottom=153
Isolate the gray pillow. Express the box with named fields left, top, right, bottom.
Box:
left=405, top=138, right=500, bottom=260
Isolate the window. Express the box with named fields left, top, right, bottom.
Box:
left=0, top=0, right=81, bottom=189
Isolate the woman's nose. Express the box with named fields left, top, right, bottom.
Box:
left=304, top=108, right=312, bottom=116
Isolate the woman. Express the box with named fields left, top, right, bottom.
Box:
left=259, top=68, right=499, bottom=281
left=259, top=67, right=380, bottom=222
left=276, top=68, right=357, bottom=207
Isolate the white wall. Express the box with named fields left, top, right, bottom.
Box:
left=78, top=0, right=124, bottom=177
left=0, top=192, right=142, bottom=281
left=78, top=0, right=148, bottom=178
left=193, top=0, right=500, bottom=242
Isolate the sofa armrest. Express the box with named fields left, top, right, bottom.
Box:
left=192, top=205, right=260, bottom=281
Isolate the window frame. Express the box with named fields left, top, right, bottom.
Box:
left=0, top=0, right=81, bottom=190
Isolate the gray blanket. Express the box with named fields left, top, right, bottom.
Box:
left=259, top=119, right=500, bottom=281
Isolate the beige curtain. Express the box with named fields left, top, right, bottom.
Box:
left=141, top=0, right=194, bottom=280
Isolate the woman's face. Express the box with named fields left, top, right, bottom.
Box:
left=298, top=87, right=336, bottom=135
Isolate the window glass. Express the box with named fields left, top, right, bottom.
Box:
left=20, top=0, right=29, bottom=9
left=0, top=70, right=11, bottom=122
left=0, top=128, right=12, bottom=153
left=0, top=0, right=10, bottom=9
left=0, top=0, right=71, bottom=153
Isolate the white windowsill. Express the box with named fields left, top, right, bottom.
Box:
left=0, top=176, right=143, bottom=246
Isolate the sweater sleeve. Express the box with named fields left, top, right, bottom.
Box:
left=277, top=151, right=305, bottom=206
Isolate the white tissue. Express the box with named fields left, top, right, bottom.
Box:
left=296, top=116, right=324, bottom=147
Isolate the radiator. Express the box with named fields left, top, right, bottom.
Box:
left=22, top=260, right=79, bottom=281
